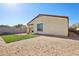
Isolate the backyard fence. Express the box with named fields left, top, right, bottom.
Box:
left=0, top=26, right=27, bottom=35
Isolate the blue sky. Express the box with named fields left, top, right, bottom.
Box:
left=0, top=3, right=79, bottom=26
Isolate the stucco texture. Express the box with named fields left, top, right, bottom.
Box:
left=29, top=15, right=68, bottom=37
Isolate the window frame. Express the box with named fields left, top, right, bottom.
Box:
left=37, top=23, right=43, bottom=32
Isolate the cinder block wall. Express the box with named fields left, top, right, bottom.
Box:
left=0, top=26, right=27, bottom=34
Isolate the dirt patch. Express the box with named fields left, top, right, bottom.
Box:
left=15, top=33, right=27, bottom=35
left=69, top=32, right=79, bottom=40
left=0, top=36, right=79, bottom=56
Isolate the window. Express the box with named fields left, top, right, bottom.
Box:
left=37, top=23, right=43, bottom=31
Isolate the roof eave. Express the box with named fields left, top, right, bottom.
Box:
left=27, top=14, right=69, bottom=24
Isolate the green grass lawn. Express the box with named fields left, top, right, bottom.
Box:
left=1, top=34, right=37, bottom=43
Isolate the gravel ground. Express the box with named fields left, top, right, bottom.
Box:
left=0, top=36, right=79, bottom=56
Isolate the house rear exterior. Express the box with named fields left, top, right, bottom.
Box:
left=27, top=14, right=69, bottom=37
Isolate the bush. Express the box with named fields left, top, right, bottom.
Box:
left=69, top=27, right=79, bottom=35
left=69, top=27, right=76, bottom=32
left=76, top=30, right=79, bottom=34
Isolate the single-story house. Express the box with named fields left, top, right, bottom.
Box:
left=27, top=14, right=69, bottom=37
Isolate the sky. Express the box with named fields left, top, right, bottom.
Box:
left=0, top=3, right=79, bottom=26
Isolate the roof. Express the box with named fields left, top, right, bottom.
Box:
left=27, top=14, right=69, bottom=24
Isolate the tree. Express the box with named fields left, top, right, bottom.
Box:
left=72, top=23, right=79, bottom=28
left=14, top=24, right=24, bottom=28
left=0, top=25, right=10, bottom=27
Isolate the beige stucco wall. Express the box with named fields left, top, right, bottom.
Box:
left=29, top=15, right=68, bottom=36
